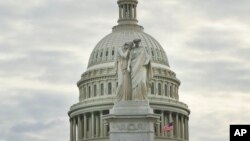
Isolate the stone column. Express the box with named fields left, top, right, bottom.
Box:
left=84, top=114, right=87, bottom=139
left=91, top=112, right=95, bottom=138
left=175, top=113, right=179, bottom=139
left=160, top=111, right=164, bottom=137
left=157, top=117, right=160, bottom=136
left=187, top=117, right=189, bottom=140
left=129, top=4, right=132, bottom=18
left=119, top=5, right=122, bottom=19
left=100, top=111, right=103, bottom=137
left=181, top=115, right=184, bottom=139
left=167, top=82, right=170, bottom=97
left=70, top=119, right=73, bottom=141
left=123, top=5, right=126, bottom=18
left=78, top=115, right=82, bottom=140
left=73, top=118, right=76, bottom=141
left=95, top=113, right=99, bottom=137
left=126, top=4, right=129, bottom=18
left=169, top=112, right=173, bottom=137
left=134, top=6, right=137, bottom=18
left=164, top=112, right=168, bottom=136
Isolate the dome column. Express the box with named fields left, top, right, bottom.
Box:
left=100, top=111, right=103, bottom=137
left=169, top=112, right=173, bottom=137
left=77, top=115, right=82, bottom=140
left=164, top=112, right=168, bottom=136
left=175, top=113, right=179, bottom=138
left=95, top=112, right=99, bottom=137
left=91, top=112, right=94, bottom=138
left=83, top=114, right=87, bottom=139
left=70, top=119, right=73, bottom=141
left=160, top=111, right=164, bottom=136
left=73, top=118, right=76, bottom=141
left=186, top=117, right=189, bottom=140
left=181, top=115, right=184, bottom=139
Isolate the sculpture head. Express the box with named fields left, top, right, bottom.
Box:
left=133, top=39, right=141, bottom=47
left=124, top=42, right=134, bottom=50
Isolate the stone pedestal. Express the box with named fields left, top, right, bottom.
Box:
left=103, top=101, right=159, bottom=141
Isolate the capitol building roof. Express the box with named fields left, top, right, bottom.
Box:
left=88, top=24, right=170, bottom=69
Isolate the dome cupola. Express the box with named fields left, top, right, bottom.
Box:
left=117, top=0, right=138, bottom=25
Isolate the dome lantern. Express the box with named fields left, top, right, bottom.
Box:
left=117, top=0, right=138, bottom=25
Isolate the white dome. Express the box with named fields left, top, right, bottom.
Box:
left=87, top=24, right=170, bottom=68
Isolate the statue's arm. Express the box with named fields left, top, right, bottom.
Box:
left=118, top=47, right=129, bottom=58
left=143, top=48, right=151, bottom=65
left=127, top=53, right=131, bottom=72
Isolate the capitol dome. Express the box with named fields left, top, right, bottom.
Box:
left=87, top=24, right=169, bottom=69
left=68, top=0, right=190, bottom=141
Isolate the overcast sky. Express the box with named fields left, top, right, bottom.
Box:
left=0, top=0, right=250, bottom=141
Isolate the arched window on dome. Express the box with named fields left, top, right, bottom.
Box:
left=100, top=52, right=103, bottom=58
left=88, top=86, right=91, bottom=98
left=83, top=87, right=86, bottom=99
left=151, top=51, right=154, bottom=56
left=96, top=52, right=98, bottom=58
left=100, top=83, right=104, bottom=96
left=170, top=85, right=173, bottom=98
left=151, top=82, right=154, bottom=95
left=106, top=51, right=109, bottom=57
left=158, top=83, right=162, bottom=95
left=108, top=82, right=112, bottom=95
left=164, top=84, right=168, bottom=96
left=94, top=85, right=97, bottom=97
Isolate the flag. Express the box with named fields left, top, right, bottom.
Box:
left=162, top=122, right=174, bottom=132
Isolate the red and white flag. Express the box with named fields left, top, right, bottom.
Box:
left=162, top=122, right=174, bottom=132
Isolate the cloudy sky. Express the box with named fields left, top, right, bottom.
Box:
left=0, top=0, right=250, bottom=141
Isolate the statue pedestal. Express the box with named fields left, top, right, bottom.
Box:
left=103, top=101, right=159, bottom=141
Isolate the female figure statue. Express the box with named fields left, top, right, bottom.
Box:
left=130, top=39, right=153, bottom=100
left=115, top=42, right=133, bottom=102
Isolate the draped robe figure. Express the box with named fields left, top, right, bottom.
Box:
left=130, top=39, right=153, bottom=100
left=115, top=42, right=133, bottom=102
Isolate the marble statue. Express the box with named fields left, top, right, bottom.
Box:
left=130, top=39, right=153, bottom=100
left=116, top=42, right=133, bottom=102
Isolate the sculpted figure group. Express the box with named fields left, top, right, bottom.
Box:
left=116, top=39, right=153, bottom=102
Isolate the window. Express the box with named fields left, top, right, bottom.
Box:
left=112, top=50, right=114, bottom=56
left=100, top=52, right=103, bottom=57
left=96, top=53, right=98, bottom=58
left=101, top=84, right=104, bottom=95
left=88, top=86, right=91, bottom=98
left=151, top=82, right=154, bottom=94
left=108, top=82, right=112, bottom=95
left=84, top=87, right=86, bottom=99
left=170, top=85, right=173, bottom=98
left=165, top=84, right=168, bottom=96
left=158, top=83, right=162, bottom=95
left=94, top=85, right=97, bottom=97
left=152, top=51, right=154, bottom=56
left=106, top=51, right=109, bottom=56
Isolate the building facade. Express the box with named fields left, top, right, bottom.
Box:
left=68, top=0, right=190, bottom=141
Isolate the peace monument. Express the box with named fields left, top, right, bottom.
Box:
left=68, top=0, right=190, bottom=141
